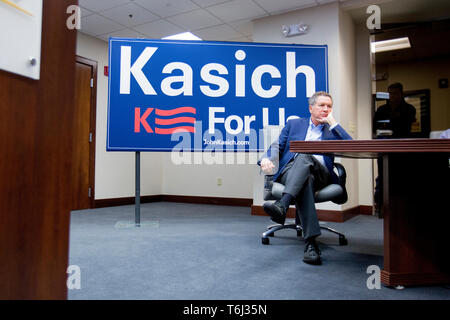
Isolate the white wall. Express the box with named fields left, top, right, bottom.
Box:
left=338, top=7, right=359, bottom=210
left=253, top=2, right=341, bottom=104
left=161, top=153, right=257, bottom=198
left=355, top=23, right=374, bottom=206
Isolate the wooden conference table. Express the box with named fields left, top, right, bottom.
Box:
left=290, top=139, right=450, bottom=287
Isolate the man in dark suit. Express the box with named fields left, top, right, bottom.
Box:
left=259, top=91, right=352, bottom=265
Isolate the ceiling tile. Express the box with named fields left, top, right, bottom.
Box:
left=78, top=0, right=131, bottom=12
left=194, top=24, right=242, bottom=41
left=191, top=0, right=231, bottom=8
left=133, top=0, right=199, bottom=18
left=97, top=28, right=145, bottom=42
left=206, top=0, right=268, bottom=23
left=167, top=9, right=222, bottom=30
left=133, top=19, right=184, bottom=39
left=80, top=14, right=125, bottom=36
left=79, top=6, right=94, bottom=18
left=100, top=3, right=159, bottom=27
left=254, top=0, right=316, bottom=14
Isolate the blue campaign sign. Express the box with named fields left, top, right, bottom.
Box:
left=107, top=38, right=328, bottom=152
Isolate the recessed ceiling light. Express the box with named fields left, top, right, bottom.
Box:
left=371, top=37, right=411, bottom=53
left=162, top=32, right=202, bottom=41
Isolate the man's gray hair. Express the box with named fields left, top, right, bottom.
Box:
left=308, top=91, right=333, bottom=106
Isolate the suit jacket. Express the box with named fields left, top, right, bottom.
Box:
left=261, top=117, right=353, bottom=183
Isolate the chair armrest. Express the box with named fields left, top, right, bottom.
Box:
left=263, top=175, right=274, bottom=200
left=264, top=175, right=285, bottom=200
left=333, top=163, right=346, bottom=187
left=330, top=163, right=348, bottom=204
left=315, top=184, right=345, bottom=204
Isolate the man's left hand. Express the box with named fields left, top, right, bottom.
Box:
left=322, top=112, right=337, bottom=127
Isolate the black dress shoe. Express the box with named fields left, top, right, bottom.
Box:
left=263, top=200, right=287, bottom=225
left=303, top=242, right=322, bottom=265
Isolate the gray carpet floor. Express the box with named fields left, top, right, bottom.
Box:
left=68, top=202, right=450, bottom=300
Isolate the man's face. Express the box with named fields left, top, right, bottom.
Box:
left=388, top=88, right=403, bottom=106
left=309, top=95, right=333, bottom=124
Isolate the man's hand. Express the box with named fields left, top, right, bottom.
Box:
left=260, top=158, right=275, bottom=174
left=322, top=111, right=337, bottom=127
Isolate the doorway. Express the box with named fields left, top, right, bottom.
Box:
left=72, top=56, right=97, bottom=210
left=369, top=19, right=450, bottom=216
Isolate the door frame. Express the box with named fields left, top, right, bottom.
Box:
left=75, top=55, right=97, bottom=208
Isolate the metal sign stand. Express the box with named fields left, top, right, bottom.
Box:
left=135, top=151, right=140, bottom=227
left=114, top=151, right=159, bottom=229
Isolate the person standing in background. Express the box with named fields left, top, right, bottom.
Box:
left=373, top=83, right=416, bottom=215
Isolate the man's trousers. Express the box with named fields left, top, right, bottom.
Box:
left=277, top=153, right=331, bottom=240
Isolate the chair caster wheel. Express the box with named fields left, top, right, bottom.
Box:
left=297, top=230, right=302, bottom=237
left=339, top=236, right=348, bottom=246
left=262, top=237, right=270, bottom=245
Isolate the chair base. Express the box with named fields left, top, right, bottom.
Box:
left=261, top=220, right=348, bottom=246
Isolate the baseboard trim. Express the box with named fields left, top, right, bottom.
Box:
left=95, top=195, right=371, bottom=221
left=251, top=204, right=368, bottom=222
left=160, top=195, right=253, bottom=207
left=94, top=195, right=252, bottom=209
left=94, top=195, right=163, bottom=208
left=359, top=205, right=374, bottom=215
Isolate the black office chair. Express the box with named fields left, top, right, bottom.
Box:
left=261, top=162, right=348, bottom=246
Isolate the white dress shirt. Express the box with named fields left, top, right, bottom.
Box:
left=304, top=119, right=339, bottom=169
